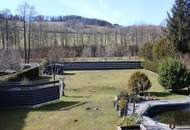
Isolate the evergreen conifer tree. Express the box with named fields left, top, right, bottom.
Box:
left=167, top=0, right=189, bottom=53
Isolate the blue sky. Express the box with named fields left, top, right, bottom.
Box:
left=0, top=0, right=175, bottom=26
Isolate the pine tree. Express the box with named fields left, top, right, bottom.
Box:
left=166, top=0, right=189, bottom=53
left=186, top=0, right=190, bottom=50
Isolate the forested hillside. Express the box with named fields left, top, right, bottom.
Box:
left=0, top=5, right=162, bottom=62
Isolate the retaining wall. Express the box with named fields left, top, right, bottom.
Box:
left=63, top=61, right=143, bottom=70
left=0, top=81, right=62, bottom=107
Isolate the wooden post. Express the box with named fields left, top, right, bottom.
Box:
left=53, top=73, right=55, bottom=82
left=133, top=99, right=135, bottom=114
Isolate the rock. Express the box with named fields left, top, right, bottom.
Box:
left=94, top=107, right=99, bottom=110
left=74, top=119, right=78, bottom=122
left=85, top=107, right=91, bottom=110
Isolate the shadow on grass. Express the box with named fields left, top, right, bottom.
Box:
left=0, top=101, right=83, bottom=130
left=65, top=95, right=85, bottom=98
left=0, top=108, right=29, bottom=130
left=150, top=89, right=190, bottom=98
left=63, top=72, right=75, bottom=75
left=149, top=92, right=175, bottom=97
left=172, top=89, right=190, bottom=96
left=35, top=101, right=81, bottom=111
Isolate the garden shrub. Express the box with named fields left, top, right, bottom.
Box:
left=139, top=38, right=176, bottom=72
left=128, top=71, right=151, bottom=95
left=158, top=58, right=190, bottom=91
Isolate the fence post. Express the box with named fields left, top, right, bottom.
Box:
left=59, top=80, right=63, bottom=98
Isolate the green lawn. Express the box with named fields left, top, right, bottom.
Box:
left=0, top=69, right=186, bottom=130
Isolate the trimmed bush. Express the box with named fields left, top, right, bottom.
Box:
left=139, top=38, right=176, bottom=72
left=128, top=71, right=151, bottom=95
left=158, top=58, right=190, bottom=91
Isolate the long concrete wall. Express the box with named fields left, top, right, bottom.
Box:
left=63, top=61, right=143, bottom=70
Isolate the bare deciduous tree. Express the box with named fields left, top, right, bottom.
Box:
left=0, top=9, right=11, bottom=50
left=17, top=2, right=36, bottom=63
left=28, top=5, right=36, bottom=63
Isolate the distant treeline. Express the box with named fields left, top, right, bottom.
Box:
left=0, top=2, right=162, bottom=63
left=0, top=14, right=116, bottom=27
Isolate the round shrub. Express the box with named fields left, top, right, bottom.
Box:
left=128, top=71, right=151, bottom=95
left=158, top=58, right=190, bottom=91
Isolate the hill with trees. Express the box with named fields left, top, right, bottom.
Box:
left=47, top=15, right=116, bottom=27
left=0, top=2, right=162, bottom=63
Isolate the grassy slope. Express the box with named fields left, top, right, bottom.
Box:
left=0, top=69, right=186, bottom=130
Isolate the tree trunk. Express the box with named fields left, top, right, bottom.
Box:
left=104, top=33, right=107, bottom=46
left=27, top=21, right=31, bottom=64
left=115, top=31, right=117, bottom=46
left=24, top=19, right=27, bottom=64
left=81, top=33, right=84, bottom=46
left=14, top=33, right=16, bottom=49
left=5, top=19, right=8, bottom=50
left=2, top=31, right=5, bottom=50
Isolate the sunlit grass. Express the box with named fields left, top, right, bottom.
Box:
left=0, top=69, right=186, bottom=130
